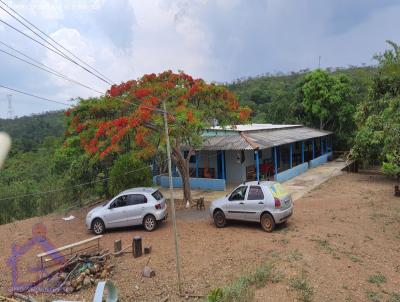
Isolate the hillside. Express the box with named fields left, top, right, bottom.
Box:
left=0, top=65, right=377, bottom=224
left=0, top=111, right=66, bottom=154
left=227, top=66, right=376, bottom=124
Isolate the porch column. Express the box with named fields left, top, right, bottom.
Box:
left=312, top=139, right=315, bottom=159
left=289, top=144, right=293, bottom=169
left=301, top=141, right=305, bottom=163
left=321, top=137, right=324, bottom=156
left=255, top=150, right=260, bottom=182
left=195, top=153, right=199, bottom=178
left=274, top=146, right=278, bottom=179
left=221, top=151, right=225, bottom=180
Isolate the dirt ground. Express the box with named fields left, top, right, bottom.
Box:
left=0, top=172, right=399, bottom=302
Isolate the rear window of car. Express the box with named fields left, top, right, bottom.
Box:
left=152, top=190, right=164, bottom=201
left=269, top=183, right=289, bottom=198
left=247, top=186, right=264, bottom=200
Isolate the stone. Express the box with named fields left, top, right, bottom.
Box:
left=142, top=266, right=155, bottom=278
left=83, top=276, right=91, bottom=287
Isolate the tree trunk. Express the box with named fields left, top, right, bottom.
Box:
left=172, top=147, right=192, bottom=204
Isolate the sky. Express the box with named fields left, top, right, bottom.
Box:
left=0, top=0, right=400, bottom=118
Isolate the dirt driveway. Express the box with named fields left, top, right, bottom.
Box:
left=0, top=172, right=399, bottom=302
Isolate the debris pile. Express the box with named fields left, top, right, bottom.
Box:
left=55, top=251, right=114, bottom=294
left=14, top=250, right=114, bottom=295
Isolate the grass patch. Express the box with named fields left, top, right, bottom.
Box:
left=389, top=292, right=400, bottom=302
left=365, top=290, right=381, bottom=302
left=286, top=250, right=303, bottom=262
left=310, top=238, right=333, bottom=253
left=205, top=261, right=283, bottom=302
left=288, top=270, right=314, bottom=302
left=348, top=254, right=362, bottom=263
left=368, top=273, right=386, bottom=285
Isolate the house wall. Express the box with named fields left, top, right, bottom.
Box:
left=276, top=162, right=309, bottom=182
left=309, top=152, right=333, bottom=168
left=224, top=148, right=273, bottom=184
left=225, top=150, right=246, bottom=183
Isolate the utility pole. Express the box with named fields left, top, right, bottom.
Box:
left=318, top=56, right=321, bottom=69
left=7, top=94, right=14, bottom=119
left=162, top=100, right=182, bottom=294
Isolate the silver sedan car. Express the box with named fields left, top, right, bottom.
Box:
left=209, top=181, right=293, bottom=232
left=86, top=187, right=167, bottom=234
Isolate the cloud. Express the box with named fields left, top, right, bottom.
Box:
left=1, top=0, right=400, bottom=118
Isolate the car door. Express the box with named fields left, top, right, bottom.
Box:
left=124, top=194, right=148, bottom=226
left=244, top=185, right=266, bottom=221
left=224, top=185, right=248, bottom=220
left=104, top=195, right=129, bottom=228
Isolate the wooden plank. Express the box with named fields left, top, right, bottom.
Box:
left=37, top=235, right=102, bottom=258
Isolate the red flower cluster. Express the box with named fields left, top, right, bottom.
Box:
left=76, top=123, right=86, bottom=133
left=107, top=80, right=136, bottom=97
left=142, top=73, right=157, bottom=82
left=112, top=117, right=129, bottom=128
left=135, top=127, right=149, bottom=147
left=239, top=107, right=252, bottom=121
left=189, top=84, right=198, bottom=96
left=64, top=109, right=72, bottom=117
left=134, top=88, right=152, bottom=99
left=186, top=110, right=195, bottom=122
left=137, top=106, right=152, bottom=121
left=84, top=139, right=98, bottom=154
left=100, top=145, right=113, bottom=159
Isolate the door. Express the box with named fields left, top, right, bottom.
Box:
left=104, top=195, right=130, bottom=228
left=244, top=185, right=266, bottom=221
left=125, top=194, right=148, bottom=225
left=225, top=186, right=248, bottom=220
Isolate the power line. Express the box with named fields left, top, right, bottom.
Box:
left=0, top=44, right=104, bottom=94
left=0, top=84, right=73, bottom=106
left=0, top=17, right=113, bottom=86
left=0, top=0, right=115, bottom=85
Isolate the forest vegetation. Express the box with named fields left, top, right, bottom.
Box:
left=0, top=42, right=399, bottom=224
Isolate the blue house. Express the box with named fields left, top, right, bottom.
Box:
left=154, top=124, right=333, bottom=191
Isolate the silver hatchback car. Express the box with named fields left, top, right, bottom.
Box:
left=86, top=187, right=167, bottom=235
left=209, top=181, right=293, bottom=232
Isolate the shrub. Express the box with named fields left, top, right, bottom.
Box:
left=108, top=153, right=152, bottom=196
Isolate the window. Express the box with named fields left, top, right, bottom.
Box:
left=127, top=194, right=147, bottom=206
left=113, top=196, right=128, bottom=208
left=229, top=186, right=247, bottom=201
left=152, top=190, right=163, bottom=201
left=247, top=186, right=264, bottom=200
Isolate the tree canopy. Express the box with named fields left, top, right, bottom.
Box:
left=352, top=41, right=400, bottom=179
left=63, top=70, right=251, bottom=201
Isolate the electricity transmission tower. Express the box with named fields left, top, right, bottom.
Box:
left=7, top=94, right=14, bottom=119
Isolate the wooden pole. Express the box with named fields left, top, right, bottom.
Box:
left=162, top=100, right=182, bottom=294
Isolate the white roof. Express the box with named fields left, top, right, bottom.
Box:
left=209, top=123, right=301, bottom=132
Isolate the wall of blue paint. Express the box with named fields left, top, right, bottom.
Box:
left=309, top=152, right=332, bottom=168
left=153, top=175, right=226, bottom=191
left=276, top=162, right=308, bottom=182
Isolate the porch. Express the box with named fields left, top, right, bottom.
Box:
left=153, top=134, right=333, bottom=191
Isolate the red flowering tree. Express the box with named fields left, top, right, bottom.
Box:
left=64, top=71, right=251, bottom=202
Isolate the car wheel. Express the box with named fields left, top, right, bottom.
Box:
left=92, top=218, right=105, bottom=235
left=260, top=213, right=275, bottom=232
left=213, top=210, right=226, bottom=228
left=143, top=215, right=157, bottom=232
